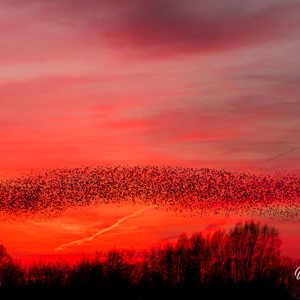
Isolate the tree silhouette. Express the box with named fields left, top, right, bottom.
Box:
left=0, top=222, right=298, bottom=300
left=0, top=245, right=11, bottom=266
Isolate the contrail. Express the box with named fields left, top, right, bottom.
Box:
left=264, top=147, right=298, bottom=163
left=55, top=206, right=151, bottom=251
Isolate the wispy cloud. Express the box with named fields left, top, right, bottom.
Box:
left=0, top=0, right=299, bottom=171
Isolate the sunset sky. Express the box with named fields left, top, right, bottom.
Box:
left=0, top=1, right=300, bottom=265
left=0, top=0, right=299, bottom=173
left=2, top=203, right=299, bottom=262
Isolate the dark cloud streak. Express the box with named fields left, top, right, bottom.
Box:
left=3, top=0, right=300, bottom=58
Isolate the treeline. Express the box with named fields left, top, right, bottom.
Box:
left=0, top=221, right=298, bottom=299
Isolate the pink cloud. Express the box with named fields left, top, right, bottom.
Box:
left=99, top=0, right=300, bottom=56
left=0, top=0, right=299, bottom=172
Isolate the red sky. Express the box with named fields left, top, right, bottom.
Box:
left=2, top=204, right=299, bottom=264
left=0, top=0, right=300, bottom=172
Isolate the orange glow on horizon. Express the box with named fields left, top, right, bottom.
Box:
left=0, top=203, right=298, bottom=265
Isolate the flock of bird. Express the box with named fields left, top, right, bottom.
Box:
left=0, top=165, right=299, bottom=221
